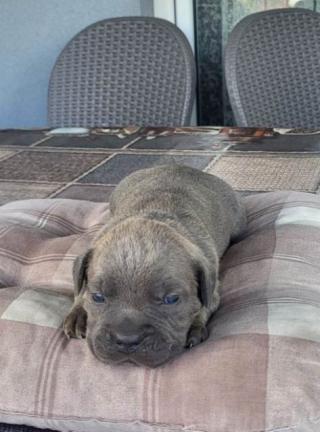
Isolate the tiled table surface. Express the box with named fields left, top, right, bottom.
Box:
left=0, top=126, right=320, bottom=205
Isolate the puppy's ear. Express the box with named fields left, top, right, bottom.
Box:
left=195, top=256, right=218, bottom=309
left=183, top=238, right=219, bottom=310
left=73, top=249, right=93, bottom=297
left=175, top=232, right=220, bottom=312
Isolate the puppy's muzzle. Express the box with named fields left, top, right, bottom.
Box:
left=109, top=319, right=154, bottom=353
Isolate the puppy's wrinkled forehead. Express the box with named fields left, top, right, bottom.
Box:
left=87, top=218, right=195, bottom=299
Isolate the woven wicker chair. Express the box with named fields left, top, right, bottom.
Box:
left=224, top=8, right=320, bottom=128
left=48, top=17, right=196, bottom=128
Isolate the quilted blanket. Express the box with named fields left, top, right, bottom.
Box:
left=0, top=193, right=319, bottom=432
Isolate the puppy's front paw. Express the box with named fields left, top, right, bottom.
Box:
left=63, top=305, right=87, bottom=339
left=186, top=324, right=209, bottom=349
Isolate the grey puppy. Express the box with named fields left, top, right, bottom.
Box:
left=64, top=165, right=246, bottom=368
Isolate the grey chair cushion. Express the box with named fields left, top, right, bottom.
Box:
left=48, top=17, right=196, bottom=128
left=224, top=8, right=320, bottom=128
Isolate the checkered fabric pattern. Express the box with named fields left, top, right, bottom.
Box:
left=0, top=191, right=320, bottom=432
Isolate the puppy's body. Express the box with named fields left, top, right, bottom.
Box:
left=110, top=164, right=245, bottom=257
left=64, top=165, right=246, bottom=367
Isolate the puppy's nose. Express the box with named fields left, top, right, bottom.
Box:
left=113, top=331, right=145, bottom=351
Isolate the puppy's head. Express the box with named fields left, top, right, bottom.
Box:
left=74, top=217, right=216, bottom=368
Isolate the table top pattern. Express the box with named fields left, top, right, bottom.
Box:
left=0, top=126, right=320, bottom=205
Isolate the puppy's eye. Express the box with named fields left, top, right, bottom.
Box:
left=163, top=294, right=180, bottom=305
left=91, top=293, right=105, bottom=303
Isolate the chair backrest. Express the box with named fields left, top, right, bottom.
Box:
left=48, top=17, right=196, bottom=128
left=224, top=8, right=320, bottom=128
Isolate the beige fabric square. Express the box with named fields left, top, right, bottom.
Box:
left=0, top=150, right=14, bottom=161
left=1, top=289, right=73, bottom=328
left=276, top=206, right=320, bottom=228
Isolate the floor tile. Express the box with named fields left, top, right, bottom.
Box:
left=208, top=155, right=320, bottom=192
left=131, top=134, right=225, bottom=151
left=38, top=133, right=138, bottom=149
left=0, top=151, right=108, bottom=182
left=0, top=181, right=61, bottom=205
left=54, top=184, right=115, bottom=202
left=79, top=153, right=215, bottom=184
left=0, top=151, right=15, bottom=161
left=0, top=130, right=48, bottom=146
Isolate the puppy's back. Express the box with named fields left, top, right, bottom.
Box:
left=109, top=165, right=246, bottom=256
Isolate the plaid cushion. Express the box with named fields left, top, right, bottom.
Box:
left=0, top=193, right=319, bottom=432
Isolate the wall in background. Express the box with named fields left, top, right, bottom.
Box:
left=0, top=0, right=152, bottom=128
